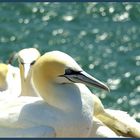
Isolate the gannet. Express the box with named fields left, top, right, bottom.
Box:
left=0, top=63, right=21, bottom=98
left=17, top=49, right=121, bottom=137
left=32, top=50, right=120, bottom=137
left=0, top=50, right=118, bottom=137
left=32, top=51, right=140, bottom=137
left=18, top=48, right=40, bottom=97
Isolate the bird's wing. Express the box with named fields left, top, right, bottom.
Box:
left=89, top=117, right=120, bottom=137
left=97, top=109, right=140, bottom=137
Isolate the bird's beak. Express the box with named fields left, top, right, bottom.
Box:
left=64, top=71, right=109, bottom=91
left=23, top=64, right=31, bottom=80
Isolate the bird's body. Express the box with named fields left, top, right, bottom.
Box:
left=0, top=84, right=94, bottom=137
left=0, top=63, right=21, bottom=98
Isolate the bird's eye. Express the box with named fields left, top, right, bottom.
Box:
left=65, top=69, right=73, bottom=75
left=65, top=69, right=81, bottom=75
left=30, top=60, right=36, bottom=66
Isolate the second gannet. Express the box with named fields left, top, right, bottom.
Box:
left=0, top=50, right=118, bottom=137
left=18, top=48, right=41, bottom=97
left=0, top=63, right=21, bottom=98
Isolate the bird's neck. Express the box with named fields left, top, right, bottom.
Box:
left=20, top=69, right=38, bottom=96
left=33, top=75, right=82, bottom=111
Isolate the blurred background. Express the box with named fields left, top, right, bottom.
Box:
left=0, top=2, right=139, bottom=121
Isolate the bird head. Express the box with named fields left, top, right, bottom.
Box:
left=18, top=48, right=41, bottom=80
left=33, top=51, right=109, bottom=91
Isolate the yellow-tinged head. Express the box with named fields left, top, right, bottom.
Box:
left=0, top=63, right=8, bottom=90
left=32, top=51, right=109, bottom=94
left=33, top=51, right=82, bottom=80
left=18, top=48, right=41, bottom=80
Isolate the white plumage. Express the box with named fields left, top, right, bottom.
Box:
left=0, top=50, right=139, bottom=138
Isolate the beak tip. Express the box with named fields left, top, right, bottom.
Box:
left=101, top=82, right=110, bottom=92
left=105, top=86, right=110, bottom=92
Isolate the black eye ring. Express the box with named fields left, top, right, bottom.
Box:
left=65, top=68, right=81, bottom=75
left=30, top=60, right=36, bottom=66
